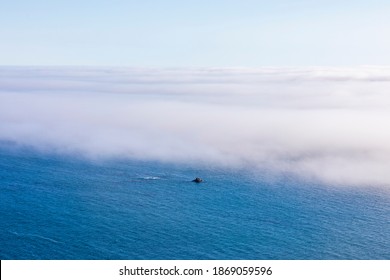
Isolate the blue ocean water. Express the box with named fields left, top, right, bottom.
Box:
left=0, top=144, right=389, bottom=260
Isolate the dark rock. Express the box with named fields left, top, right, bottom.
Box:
left=192, top=177, right=203, bottom=183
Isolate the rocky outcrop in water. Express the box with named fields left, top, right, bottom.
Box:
left=192, top=177, right=203, bottom=183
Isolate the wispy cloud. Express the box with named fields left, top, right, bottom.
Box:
left=1, top=66, right=390, bottom=187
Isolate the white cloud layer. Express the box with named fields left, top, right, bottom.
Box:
left=1, top=66, right=390, bottom=187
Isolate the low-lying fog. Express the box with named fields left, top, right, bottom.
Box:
left=1, top=66, right=390, bottom=187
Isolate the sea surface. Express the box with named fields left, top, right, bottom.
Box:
left=0, top=144, right=389, bottom=260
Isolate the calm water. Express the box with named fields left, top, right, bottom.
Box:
left=1, top=144, right=389, bottom=259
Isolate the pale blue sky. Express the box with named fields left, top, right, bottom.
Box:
left=1, top=0, right=390, bottom=66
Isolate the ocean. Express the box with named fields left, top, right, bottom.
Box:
left=1, top=144, right=389, bottom=260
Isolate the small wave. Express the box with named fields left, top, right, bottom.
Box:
left=9, top=231, right=60, bottom=244
left=29, top=234, right=60, bottom=244
left=141, top=176, right=161, bottom=180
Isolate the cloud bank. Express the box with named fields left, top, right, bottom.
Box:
left=1, top=66, right=390, bottom=187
